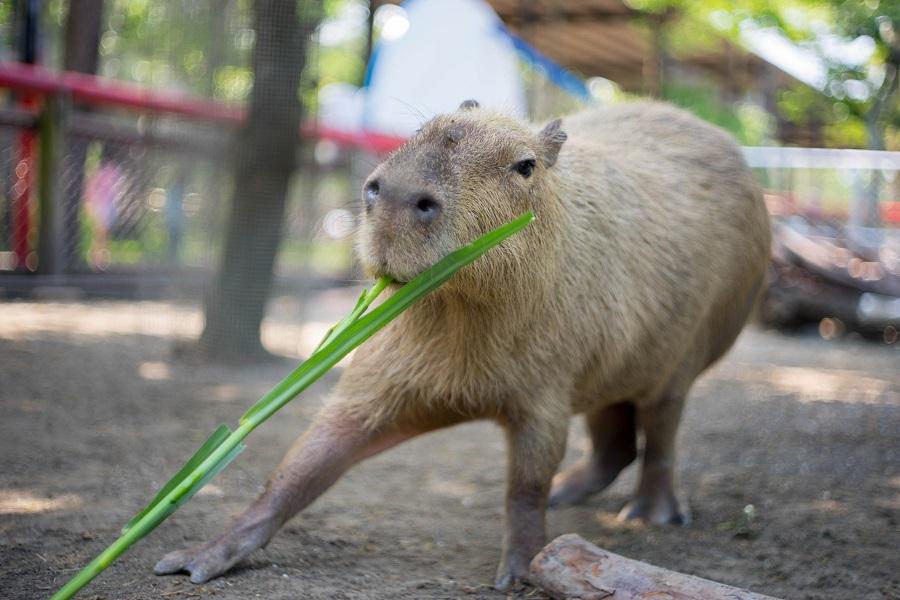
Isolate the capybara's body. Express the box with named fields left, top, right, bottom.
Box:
left=344, top=101, right=769, bottom=423
left=156, top=101, right=771, bottom=589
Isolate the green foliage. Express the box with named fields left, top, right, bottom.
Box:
left=629, top=0, right=900, bottom=147
left=96, top=0, right=255, bottom=101
left=827, top=0, right=900, bottom=44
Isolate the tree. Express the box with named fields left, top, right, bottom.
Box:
left=628, top=0, right=900, bottom=150
left=199, top=0, right=322, bottom=359
left=805, top=0, right=900, bottom=240
left=60, top=0, right=104, bottom=272
left=64, top=0, right=104, bottom=75
left=824, top=0, right=900, bottom=152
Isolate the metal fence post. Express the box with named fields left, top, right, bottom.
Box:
left=37, top=94, right=66, bottom=276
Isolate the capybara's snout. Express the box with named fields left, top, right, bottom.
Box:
left=362, top=175, right=443, bottom=225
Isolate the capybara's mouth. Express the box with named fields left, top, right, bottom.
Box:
left=369, top=259, right=409, bottom=285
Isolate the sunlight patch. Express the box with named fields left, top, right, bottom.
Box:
left=0, top=490, right=82, bottom=514
left=724, top=365, right=898, bottom=404
left=138, top=361, right=170, bottom=380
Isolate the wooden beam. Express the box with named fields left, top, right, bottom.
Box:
left=515, top=21, right=643, bottom=72
left=565, top=22, right=647, bottom=64
left=495, top=4, right=636, bottom=25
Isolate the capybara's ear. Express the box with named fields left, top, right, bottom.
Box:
left=458, top=99, right=480, bottom=111
left=539, top=119, right=567, bottom=167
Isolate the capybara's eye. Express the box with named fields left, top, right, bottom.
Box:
left=513, top=159, right=535, bottom=178
left=364, top=180, right=380, bottom=205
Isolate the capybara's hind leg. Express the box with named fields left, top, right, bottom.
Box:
left=549, top=402, right=637, bottom=507
left=618, top=394, right=689, bottom=526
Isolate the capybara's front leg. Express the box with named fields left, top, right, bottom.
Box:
left=495, top=409, right=568, bottom=591
left=154, top=404, right=418, bottom=583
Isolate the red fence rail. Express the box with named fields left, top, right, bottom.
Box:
left=0, top=61, right=405, bottom=153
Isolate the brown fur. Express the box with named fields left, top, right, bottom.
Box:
left=156, top=101, right=771, bottom=589
left=347, top=99, right=769, bottom=450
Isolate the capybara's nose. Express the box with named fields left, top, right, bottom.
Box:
left=363, top=178, right=442, bottom=224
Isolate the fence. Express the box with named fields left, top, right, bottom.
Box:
left=0, top=63, right=373, bottom=300
left=744, top=146, right=900, bottom=337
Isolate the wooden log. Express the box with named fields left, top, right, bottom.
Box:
left=529, top=534, right=780, bottom=600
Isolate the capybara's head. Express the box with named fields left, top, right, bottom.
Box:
left=357, top=100, right=567, bottom=285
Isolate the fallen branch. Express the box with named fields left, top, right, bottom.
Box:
left=529, top=534, right=780, bottom=600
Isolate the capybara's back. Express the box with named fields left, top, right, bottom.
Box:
left=552, top=101, right=771, bottom=413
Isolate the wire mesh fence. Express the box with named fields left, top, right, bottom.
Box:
left=1, top=109, right=223, bottom=274
left=0, top=123, right=20, bottom=271
left=0, top=96, right=363, bottom=305
left=60, top=128, right=201, bottom=273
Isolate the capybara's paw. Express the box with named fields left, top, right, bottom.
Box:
left=154, top=538, right=250, bottom=584
left=617, top=492, right=690, bottom=526
left=494, top=556, right=532, bottom=591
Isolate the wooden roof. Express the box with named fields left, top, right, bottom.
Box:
left=373, top=0, right=798, bottom=95
left=487, top=0, right=650, bottom=91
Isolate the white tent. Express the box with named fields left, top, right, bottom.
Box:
left=362, top=0, right=526, bottom=136
left=318, top=0, right=590, bottom=145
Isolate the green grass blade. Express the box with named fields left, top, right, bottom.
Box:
left=241, top=277, right=391, bottom=426
left=126, top=441, right=247, bottom=538
left=121, top=424, right=232, bottom=534
left=50, top=431, right=249, bottom=600
left=315, top=276, right=391, bottom=351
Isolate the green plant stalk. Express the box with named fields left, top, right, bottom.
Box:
left=314, top=276, right=391, bottom=353
left=50, top=211, right=534, bottom=600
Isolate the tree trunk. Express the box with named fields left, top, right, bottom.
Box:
left=64, top=0, right=103, bottom=75
left=61, top=0, right=104, bottom=272
left=200, top=0, right=320, bottom=359
left=530, top=534, right=781, bottom=600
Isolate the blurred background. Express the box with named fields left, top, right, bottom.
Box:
left=0, top=0, right=898, bottom=357
left=1, top=2, right=898, bottom=599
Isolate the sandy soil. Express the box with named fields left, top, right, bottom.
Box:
left=1, top=291, right=898, bottom=600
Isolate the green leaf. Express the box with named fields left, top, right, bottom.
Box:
left=128, top=441, right=247, bottom=538
left=240, top=277, right=392, bottom=426
left=121, top=424, right=231, bottom=534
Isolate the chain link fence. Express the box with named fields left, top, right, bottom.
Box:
left=0, top=106, right=224, bottom=291
left=58, top=116, right=225, bottom=275
left=0, top=97, right=361, bottom=303
left=0, top=122, right=20, bottom=271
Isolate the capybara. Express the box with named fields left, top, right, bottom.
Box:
left=156, top=100, right=771, bottom=589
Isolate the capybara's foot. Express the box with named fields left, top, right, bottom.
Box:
left=549, top=457, right=631, bottom=508
left=154, top=540, right=246, bottom=584
left=617, top=490, right=690, bottom=526
left=494, top=555, right=531, bottom=592
left=154, top=527, right=269, bottom=583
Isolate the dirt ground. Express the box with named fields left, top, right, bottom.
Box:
left=1, top=290, right=898, bottom=600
